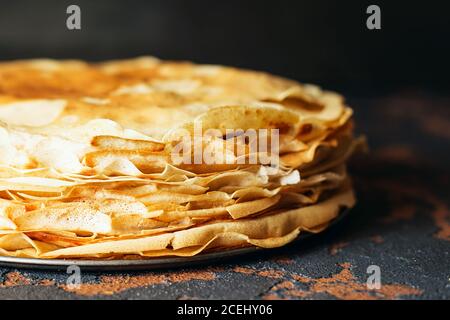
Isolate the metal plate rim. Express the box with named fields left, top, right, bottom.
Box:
left=0, top=246, right=261, bottom=271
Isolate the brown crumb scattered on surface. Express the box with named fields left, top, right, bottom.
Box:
left=38, top=279, right=56, bottom=286
left=272, top=280, right=295, bottom=290
left=60, top=269, right=216, bottom=296
left=262, top=293, right=287, bottom=300
left=273, top=256, right=294, bottom=264
left=232, top=267, right=254, bottom=275
left=258, top=270, right=285, bottom=279
left=329, top=241, right=349, bottom=255
left=264, top=263, right=422, bottom=300
left=166, top=270, right=216, bottom=283
left=0, top=272, right=32, bottom=287
left=376, top=181, right=450, bottom=241
left=370, top=235, right=384, bottom=244
left=430, top=199, right=450, bottom=241
left=382, top=205, right=416, bottom=224
left=177, top=295, right=200, bottom=300
left=233, top=266, right=285, bottom=278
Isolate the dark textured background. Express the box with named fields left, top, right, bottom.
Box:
left=0, top=0, right=449, bottom=92
left=0, top=0, right=448, bottom=300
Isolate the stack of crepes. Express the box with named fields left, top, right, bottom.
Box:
left=0, top=57, right=364, bottom=259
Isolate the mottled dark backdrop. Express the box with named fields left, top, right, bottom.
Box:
left=0, top=1, right=449, bottom=300
left=0, top=0, right=448, bottom=93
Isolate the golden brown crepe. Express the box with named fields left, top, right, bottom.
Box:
left=0, top=57, right=364, bottom=259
